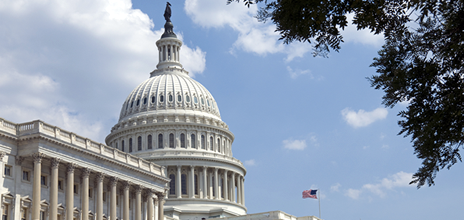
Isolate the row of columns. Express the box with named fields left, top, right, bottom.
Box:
left=170, top=166, right=245, bottom=206
left=30, top=153, right=165, bottom=220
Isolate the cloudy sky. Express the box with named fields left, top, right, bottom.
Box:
left=0, top=0, right=462, bottom=219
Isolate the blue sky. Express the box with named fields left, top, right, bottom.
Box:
left=0, top=0, right=462, bottom=219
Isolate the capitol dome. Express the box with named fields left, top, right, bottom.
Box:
left=105, top=8, right=246, bottom=220
left=118, top=68, right=221, bottom=123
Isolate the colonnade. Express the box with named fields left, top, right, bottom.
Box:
left=168, top=165, right=245, bottom=206
left=30, top=153, right=165, bottom=220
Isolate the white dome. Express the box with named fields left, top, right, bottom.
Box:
left=119, top=68, right=221, bottom=122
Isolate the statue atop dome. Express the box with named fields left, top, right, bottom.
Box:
left=161, top=2, right=177, bottom=38
left=164, top=2, right=171, bottom=22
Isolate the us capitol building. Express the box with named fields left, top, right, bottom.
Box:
left=0, top=7, right=321, bottom=220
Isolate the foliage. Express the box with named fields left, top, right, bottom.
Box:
left=230, top=0, right=464, bottom=188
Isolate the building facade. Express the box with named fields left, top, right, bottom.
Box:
left=104, top=14, right=246, bottom=220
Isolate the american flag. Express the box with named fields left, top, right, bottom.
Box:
left=302, top=189, right=317, bottom=199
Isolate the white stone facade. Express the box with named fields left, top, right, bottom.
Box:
left=0, top=118, right=169, bottom=220
left=104, top=20, right=246, bottom=220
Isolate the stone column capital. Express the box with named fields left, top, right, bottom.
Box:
left=123, top=181, right=132, bottom=190
left=81, top=168, right=91, bottom=178
left=32, top=152, right=45, bottom=163
left=67, top=163, right=77, bottom=173
left=0, top=152, right=6, bottom=160
left=109, top=177, right=119, bottom=187
left=51, top=158, right=61, bottom=168
left=135, top=185, right=143, bottom=193
left=95, top=172, right=105, bottom=183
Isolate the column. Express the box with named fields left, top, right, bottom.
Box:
left=157, top=193, right=164, bottom=220
left=32, top=153, right=44, bottom=220
left=96, top=173, right=104, bottom=220
left=110, top=177, right=118, bottom=220
left=241, top=177, right=245, bottom=206
left=135, top=186, right=142, bottom=220
left=147, top=191, right=154, bottom=220
left=50, top=158, right=60, bottom=220
left=230, top=173, right=235, bottom=203
left=223, top=170, right=228, bottom=201
left=214, top=168, right=219, bottom=200
left=202, top=167, right=207, bottom=199
left=189, top=166, right=195, bottom=198
left=81, top=168, right=90, bottom=220
left=123, top=182, right=130, bottom=220
left=176, top=166, right=181, bottom=198
left=237, top=175, right=242, bottom=205
left=207, top=169, right=214, bottom=199
left=66, top=164, right=76, bottom=220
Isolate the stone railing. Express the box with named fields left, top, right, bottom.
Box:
left=208, top=211, right=320, bottom=220
left=142, top=150, right=244, bottom=167
left=0, top=118, right=164, bottom=177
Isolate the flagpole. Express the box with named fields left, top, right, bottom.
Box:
left=318, top=189, right=321, bottom=219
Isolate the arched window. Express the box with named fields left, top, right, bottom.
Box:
left=160, top=95, right=164, bottom=102
left=190, top=134, right=195, bottom=148
left=186, top=95, right=190, bottom=103
left=121, top=140, right=125, bottom=152
left=181, top=174, right=187, bottom=195
left=115, top=142, right=118, bottom=149
left=169, top=94, right=173, bottom=102
left=129, top=138, right=133, bottom=153
left=137, top=136, right=142, bottom=151
left=201, top=135, right=205, bottom=149
left=220, top=177, right=224, bottom=198
left=177, top=94, right=182, bottom=102
left=147, top=135, right=152, bottom=149
left=151, top=96, right=155, bottom=103
left=217, top=138, right=221, bottom=152
left=130, top=101, right=134, bottom=108
left=143, top=98, right=147, bottom=105
left=212, top=177, right=215, bottom=197
left=169, top=174, right=175, bottom=195
left=158, top=134, right=163, bottom=149
left=180, top=134, right=185, bottom=148
left=210, top=137, right=213, bottom=151
left=169, top=133, right=174, bottom=148
left=136, top=99, right=140, bottom=106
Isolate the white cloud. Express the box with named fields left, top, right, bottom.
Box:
left=283, top=139, right=307, bottom=150
left=345, top=188, right=362, bottom=199
left=0, top=0, right=206, bottom=141
left=244, top=159, right=256, bottom=166
left=184, top=0, right=311, bottom=61
left=287, top=66, right=312, bottom=79
left=331, top=183, right=341, bottom=192
left=345, top=171, right=414, bottom=199
left=342, top=13, right=384, bottom=47
left=341, top=107, right=388, bottom=128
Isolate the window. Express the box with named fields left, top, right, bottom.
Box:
left=130, top=102, right=133, bottom=108
left=74, top=184, right=79, bottom=194
left=207, top=99, right=210, bottom=106
left=58, top=180, right=63, bottom=190
left=181, top=174, right=187, bottom=195
left=201, top=98, right=204, bottom=105
left=129, top=138, right=133, bottom=153
left=217, top=139, right=221, bottom=152
left=169, top=133, right=174, bottom=148
left=121, top=140, right=125, bottom=152
left=137, top=136, right=142, bottom=151
left=160, top=95, right=164, bottom=102
left=40, top=175, right=47, bottom=186
left=201, top=135, right=205, bottom=149
left=21, top=208, right=27, bottom=220
left=169, top=94, right=173, bottom=102
left=136, top=99, right=140, bottom=106
left=4, top=164, right=12, bottom=177
left=40, top=211, right=45, bottom=220
left=115, top=142, right=118, bottom=149
left=210, top=137, right=213, bottom=151
left=89, top=188, right=93, bottom=198
left=169, top=174, right=175, bottom=195
left=147, top=135, right=152, bottom=149
left=212, top=177, right=215, bottom=197
left=3, top=204, right=8, bottom=220
left=158, top=134, right=163, bottom=148
left=151, top=96, right=155, bottom=103
left=143, top=98, right=147, bottom=105
left=186, top=95, right=190, bottom=103
left=180, top=134, right=185, bottom=148
left=22, top=170, right=30, bottom=182
left=190, top=134, right=195, bottom=148
left=194, top=96, right=198, bottom=103
left=177, top=95, right=182, bottom=102
left=220, top=178, right=224, bottom=198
